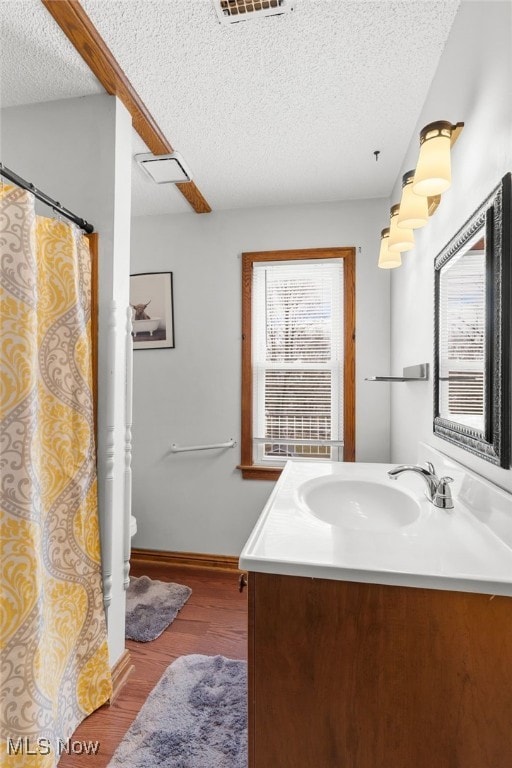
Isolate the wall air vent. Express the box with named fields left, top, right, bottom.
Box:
left=135, top=152, right=192, bottom=184
left=213, top=0, right=294, bottom=25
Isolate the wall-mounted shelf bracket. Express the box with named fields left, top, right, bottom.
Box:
left=365, top=363, right=429, bottom=382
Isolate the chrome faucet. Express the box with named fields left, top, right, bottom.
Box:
left=387, top=462, right=454, bottom=510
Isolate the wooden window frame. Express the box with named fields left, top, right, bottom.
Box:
left=239, top=247, right=356, bottom=480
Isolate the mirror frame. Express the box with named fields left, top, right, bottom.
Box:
left=433, top=173, right=511, bottom=468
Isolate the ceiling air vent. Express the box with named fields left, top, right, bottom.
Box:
left=134, top=152, right=192, bottom=184
left=213, top=0, right=294, bottom=25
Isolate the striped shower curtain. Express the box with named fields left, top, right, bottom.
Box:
left=0, top=184, right=112, bottom=766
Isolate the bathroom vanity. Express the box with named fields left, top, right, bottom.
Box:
left=240, top=451, right=512, bottom=768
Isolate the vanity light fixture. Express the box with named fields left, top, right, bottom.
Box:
left=397, top=170, right=428, bottom=229
left=388, top=204, right=415, bottom=254
left=377, top=121, right=464, bottom=269
left=378, top=227, right=401, bottom=269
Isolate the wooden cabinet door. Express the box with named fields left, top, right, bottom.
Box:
left=248, top=572, right=512, bottom=768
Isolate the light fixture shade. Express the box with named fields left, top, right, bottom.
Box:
left=412, top=121, right=453, bottom=197
left=378, top=228, right=401, bottom=269
left=397, top=170, right=428, bottom=229
left=388, top=205, right=414, bottom=253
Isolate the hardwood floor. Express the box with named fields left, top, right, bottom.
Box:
left=59, top=562, right=248, bottom=767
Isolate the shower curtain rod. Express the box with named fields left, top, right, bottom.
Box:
left=0, top=163, right=95, bottom=234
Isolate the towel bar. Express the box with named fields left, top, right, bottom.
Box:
left=170, top=439, right=237, bottom=453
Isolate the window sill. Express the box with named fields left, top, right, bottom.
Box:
left=237, top=465, right=283, bottom=481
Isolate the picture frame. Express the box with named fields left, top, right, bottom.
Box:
left=130, top=271, right=175, bottom=350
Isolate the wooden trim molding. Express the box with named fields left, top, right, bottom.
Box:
left=41, top=0, right=211, bottom=214
left=342, top=249, right=356, bottom=462
left=240, top=252, right=254, bottom=475
left=236, top=465, right=282, bottom=481
left=109, top=649, right=134, bottom=705
left=240, top=247, right=356, bottom=479
left=131, top=548, right=241, bottom=572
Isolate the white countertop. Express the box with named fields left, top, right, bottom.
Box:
left=239, top=452, right=512, bottom=596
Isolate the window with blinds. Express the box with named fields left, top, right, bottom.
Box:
left=251, top=260, right=344, bottom=465
left=438, top=237, right=486, bottom=432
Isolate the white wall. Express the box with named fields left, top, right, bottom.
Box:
left=390, top=1, right=512, bottom=490
left=1, top=94, right=132, bottom=666
left=130, top=198, right=391, bottom=555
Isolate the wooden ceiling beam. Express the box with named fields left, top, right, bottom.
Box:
left=41, top=0, right=211, bottom=214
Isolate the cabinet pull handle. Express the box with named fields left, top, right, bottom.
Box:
left=239, top=573, right=248, bottom=593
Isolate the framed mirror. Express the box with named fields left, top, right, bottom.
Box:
left=434, top=173, right=511, bottom=468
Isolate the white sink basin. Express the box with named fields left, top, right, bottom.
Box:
left=239, top=451, right=512, bottom=597
left=298, top=477, right=421, bottom=531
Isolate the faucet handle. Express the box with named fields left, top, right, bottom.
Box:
left=424, top=461, right=436, bottom=475
left=433, top=476, right=454, bottom=510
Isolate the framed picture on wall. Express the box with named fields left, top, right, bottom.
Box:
left=130, top=271, right=175, bottom=350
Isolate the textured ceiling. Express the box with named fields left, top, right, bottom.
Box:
left=1, top=0, right=461, bottom=216
left=0, top=1, right=103, bottom=107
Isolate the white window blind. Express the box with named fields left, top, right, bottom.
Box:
left=252, top=259, right=344, bottom=465
left=438, top=247, right=486, bottom=431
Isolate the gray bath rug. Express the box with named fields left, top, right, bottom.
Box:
left=108, top=654, right=247, bottom=768
left=126, top=575, right=192, bottom=642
